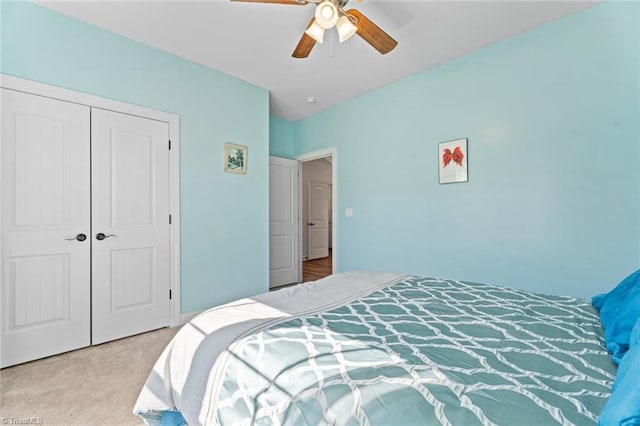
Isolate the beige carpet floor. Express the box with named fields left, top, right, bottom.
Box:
left=0, top=326, right=180, bottom=425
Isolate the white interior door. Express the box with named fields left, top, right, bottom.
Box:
left=307, top=181, right=329, bottom=260
left=91, top=108, right=170, bottom=345
left=269, top=157, right=300, bottom=288
left=1, top=89, right=91, bottom=367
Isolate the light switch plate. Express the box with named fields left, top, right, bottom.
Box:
left=345, top=208, right=353, bottom=217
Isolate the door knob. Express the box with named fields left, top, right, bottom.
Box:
left=96, top=233, right=117, bottom=241
left=308, top=223, right=315, bottom=226
left=65, top=233, right=87, bottom=242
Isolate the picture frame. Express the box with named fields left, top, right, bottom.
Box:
left=224, top=142, right=247, bottom=174
left=438, top=138, right=468, bottom=184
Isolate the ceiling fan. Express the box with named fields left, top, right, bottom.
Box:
left=231, top=0, right=398, bottom=58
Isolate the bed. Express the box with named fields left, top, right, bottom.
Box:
left=134, top=271, right=621, bottom=425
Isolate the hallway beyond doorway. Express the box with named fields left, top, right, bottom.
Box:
left=303, top=249, right=332, bottom=282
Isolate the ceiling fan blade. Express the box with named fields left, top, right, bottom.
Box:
left=231, top=0, right=307, bottom=4
left=346, top=9, right=398, bottom=55
left=292, top=18, right=317, bottom=59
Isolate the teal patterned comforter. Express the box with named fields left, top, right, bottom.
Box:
left=209, top=277, right=616, bottom=425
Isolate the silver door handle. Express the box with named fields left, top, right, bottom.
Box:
left=65, top=233, right=87, bottom=242
left=96, top=233, right=117, bottom=241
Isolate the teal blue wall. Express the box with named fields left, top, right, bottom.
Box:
left=269, top=116, right=295, bottom=158
left=1, top=2, right=270, bottom=314
left=291, top=2, right=640, bottom=299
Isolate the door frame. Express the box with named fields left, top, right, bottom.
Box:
left=0, top=74, right=182, bottom=327
left=296, top=147, right=337, bottom=278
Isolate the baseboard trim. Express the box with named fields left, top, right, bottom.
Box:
left=179, top=310, right=204, bottom=325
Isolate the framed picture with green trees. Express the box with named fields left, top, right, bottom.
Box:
left=224, top=142, right=247, bottom=174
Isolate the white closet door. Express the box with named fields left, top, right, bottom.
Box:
left=1, top=89, right=91, bottom=367
left=307, top=181, right=330, bottom=260
left=91, top=108, right=170, bottom=345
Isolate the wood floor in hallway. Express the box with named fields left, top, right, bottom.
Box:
left=303, top=249, right=332, bottom=282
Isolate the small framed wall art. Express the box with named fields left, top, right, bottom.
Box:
left=224, top=142, right=247, bottom=174
left=438, top=138, right=468, bottom=184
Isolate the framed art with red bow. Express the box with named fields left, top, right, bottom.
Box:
left=439, top=138, right=468, bottom=184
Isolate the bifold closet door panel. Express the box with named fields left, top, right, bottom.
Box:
left=0, top=89, right=91, bottom=368
left=90, top=108, right=171, bottom=345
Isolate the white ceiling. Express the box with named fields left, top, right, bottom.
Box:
left=38, top=0, right=598, bottom=121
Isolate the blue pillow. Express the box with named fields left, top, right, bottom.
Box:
left=598, top=318, right=640, bottom=426
left=632, top=315, right=640, bottom=347
left=593, top=269, right=640, bottom=325
left=605, top=285, right=640, bottom=363
left=592, top=269, right=640, bottom=363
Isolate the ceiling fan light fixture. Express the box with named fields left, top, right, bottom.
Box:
left=304, top=21, right=325, bottom=44
left=315, top=2, right=338, bottom=29
left=336, top=15, right=357, bottom=43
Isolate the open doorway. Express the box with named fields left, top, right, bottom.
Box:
left=302, top=159, right=332, bottom=281
left=297, top=148, right=337, bottom=283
